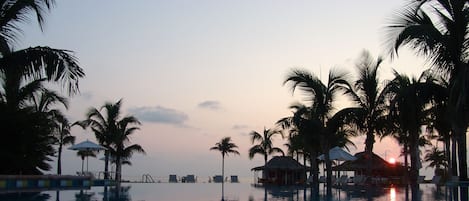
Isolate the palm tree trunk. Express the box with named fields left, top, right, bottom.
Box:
left=57, top=144, right=62, bottom=175
left=309, top=151, right=319, bottom=200
left=104, top=150, right=109, bottom=180
left=365, top=131, right=375, bottom=179
left=410, top=130, right=420, bottom=201
left=445, top=136, right=451, bottom=178
left=456, top=126, right=468, bottom=200
left=222, top=155, right=225, bottom=201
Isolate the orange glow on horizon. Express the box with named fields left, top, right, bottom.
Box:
left=389, top=157, right=396, bottom=164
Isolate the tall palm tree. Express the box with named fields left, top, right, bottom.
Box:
left=210, top=137, right=239, bottom=201
left=386, top=0, right=469, bottom=187
left=75, top=99, right=125, bottom=180
left=284, top=68, right=354, bottom=197
left=340, top=51, right=388, bottom=179
left=109, top=116, right=145, bottom=183
left=381, top=70, right=447, bottom=200
left=248, top=128, right=284, bottom=166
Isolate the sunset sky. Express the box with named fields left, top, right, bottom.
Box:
left=18, top=1, right=432, bottom=180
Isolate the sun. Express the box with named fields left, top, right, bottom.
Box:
left=389, top=157, right=396, bottom=164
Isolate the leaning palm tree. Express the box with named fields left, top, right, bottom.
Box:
left=386, top=1, right=469, bottom=190
left=109, top=116, right=145, bottom=183
left=248, top=128, right=284, bottom=166
left=210, top=137, right=239, bottom=201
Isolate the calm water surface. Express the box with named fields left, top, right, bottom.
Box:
left=0, top=183, right=463, bottom=201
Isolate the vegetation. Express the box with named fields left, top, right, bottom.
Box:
left=248, top=128, right=284, bottom=165
left=0, top=0, right=84, bottom=174
left=75, top=99, right=144, bottom=181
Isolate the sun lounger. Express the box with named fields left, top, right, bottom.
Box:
left=169, top=174, right=177, bottom=183
left=417, top=176, right=425, bottom=183
left=338, top=175, right=348, bottom=186
left=446, top=176, right=459, bottom=186
left=213, top=175, right=223, bottom=183
left=230, top=175, right=239, bottom=183
left=185, top=175, right=196, bottom=183
left=432, top=175, right=441, bottom=185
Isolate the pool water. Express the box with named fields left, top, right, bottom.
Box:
left=0, top=183, right=463, bottom=201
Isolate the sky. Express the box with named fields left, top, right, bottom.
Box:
left=17, top=0, right=434, bottom=180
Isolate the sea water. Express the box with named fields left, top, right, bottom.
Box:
left=0, top=182, right=463, bottom=201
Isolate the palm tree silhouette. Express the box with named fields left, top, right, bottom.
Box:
left=75, top=99, right=125, bottom=180
left=284, top=68, right=355, bottom=197
left=109, top=116, right=145, bottom=183
left=210, top=137, right=239, bottom=201
left=386, top=1, right=469, bottom=191
left=248, top=128, right=284, bottom=166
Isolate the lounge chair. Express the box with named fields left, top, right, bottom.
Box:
left=446, top=176, right=459, bottom=186
left=185, top=175, right=196, bottom=183
left=417, top=176, right=426, bottom=183
left=213, top=175, right=223, bottom=183
left=338, top=175, right=348, bottom=186
left=318, top=176, right=326, bottom=183
left=431, top=175, right=441, bottom=185
left=169, top=174, right=177, bottom=183
left=353, top=175, right=364, bottom=185
left=230, top=175, right=239, bottom=183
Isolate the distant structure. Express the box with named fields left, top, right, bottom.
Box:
left=251, top=156, right=308, bottom=185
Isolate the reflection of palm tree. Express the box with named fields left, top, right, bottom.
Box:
left=248, top=128, right=284, bottom=166
left=425, top=146, right=448, bottom=177
left=210, top=137, right=239, bottom=201
left=386, top=0, right=469, bottom=189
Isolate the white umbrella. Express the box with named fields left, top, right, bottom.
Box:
left=69, top=140, right=106, bottom=172
left=317, top=146, right=356, bottom=161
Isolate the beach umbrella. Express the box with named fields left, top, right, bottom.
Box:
left=317, top=146, right=357, bottom=161
left=69, top=140, right=106, bottom=172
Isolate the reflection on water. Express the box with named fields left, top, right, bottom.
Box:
left=390, top=187, right=396, bottom=201
left=0, top=183, right=467, bottom=201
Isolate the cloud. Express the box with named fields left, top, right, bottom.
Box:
left=197, top=100, right=221, bottom=110
left=232, top=124, right=249, bottom=130
left=128, top=106, right=189, bottom=126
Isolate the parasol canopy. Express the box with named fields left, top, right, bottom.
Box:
left=317, top=146, right=357, bottom=161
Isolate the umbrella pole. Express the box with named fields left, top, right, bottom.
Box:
left=81, top=159, right=84, bottom=174
left=86, top=156, right=89, bottom=172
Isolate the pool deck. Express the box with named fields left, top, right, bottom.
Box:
left=0, top=175, right=114, bottom=193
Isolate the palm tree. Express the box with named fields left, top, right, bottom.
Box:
left=248, top=128, right=284, bottom=166
left=0, top=0, right=56, bottom=53
left=109, top=116, right=145, bottom=183
left=210, top=137, right=239, bottom=201
left=424, top=146, right=448, bottom=177
left=340, top=51, right=388, bottom=179
left=30, top=89, right=74, bottom=175
left=75, top=99, right=125, bottom=180
left=284, top=68, right=355, bottom=197
left=51, top=112, right=75, bottom=175
left=386, top=0, right=469, bottom=187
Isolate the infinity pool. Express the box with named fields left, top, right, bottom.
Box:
left=0, top=182, right=462, bottom=201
